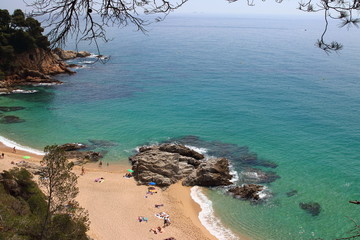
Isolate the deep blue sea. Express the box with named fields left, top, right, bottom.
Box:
left=1, top=14, right=360, bottom=239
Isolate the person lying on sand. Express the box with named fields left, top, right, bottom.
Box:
left=149, top=228, right=157, bottom=234
left=164, top=216, right=171, bottom=227
left=137, top=216, right=148, bottom=222
left=157, top=226, right=163, bottom=233
left=155, top=204, right=164, bottom=208
left=94, top=177, right=105, bottom=183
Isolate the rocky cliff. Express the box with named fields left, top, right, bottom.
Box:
left=0, top=48, right=91, bottom=92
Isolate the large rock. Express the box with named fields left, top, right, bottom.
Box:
left=182, top=157, right=233, bottom=187
left=77, top=51, right=91, bottom=58
left=53, top=48, right=91, bottom=60
left=2, top=178, right=21, bottom=196
left=130, top=144, right=234, bottom=188
left=15, top=161, right=44, bottom=175
left=159, top=143, right=205, bottom=160
left=53, top=48, right=78, bottom=60
left=64, top=151, right=102, bottom=163
left=59, top=143, right=102, bottom=164
left=228, top=184, right=264, bottom=201
left=130, top=148, right=192, bottom=187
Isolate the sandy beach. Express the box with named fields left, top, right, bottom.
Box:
left=0, top=143, right=217, bottom=240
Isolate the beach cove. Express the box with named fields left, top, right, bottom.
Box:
left=1, top=14, right=360, bottom=240
left=0, top=141, right=234, bottom=240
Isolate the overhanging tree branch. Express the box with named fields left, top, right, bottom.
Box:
left=26, top=0, right=188, bottom=50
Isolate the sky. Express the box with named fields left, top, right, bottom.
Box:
left=2, top=0, right=308, bottom=16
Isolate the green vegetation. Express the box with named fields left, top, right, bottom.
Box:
left=0, top=8, right=50, bottom=74
left=0, top=145, right=89, bottom=240
left=39, top=145, right=89, bottom=240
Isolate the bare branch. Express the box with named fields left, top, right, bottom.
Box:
left=27, top=0, right=188, bottom=51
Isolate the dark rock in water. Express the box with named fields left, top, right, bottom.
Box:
left=0, top=115, right=25, bottom=124
left=59, top=143, right=87, bottom=151
left=159, top=143, right=205, bottom=160
left=64, top=151, right=102, bottom=163
left=59, top=143, right=102, bottom=163
left=76, top=51, right=91, bottom=58
left=182, top=157, right=233, bottom=187
left=299, top=202, right=321, bottom=216
left=0, top=106, right=25, bottom=112
left=286, top=190, right=298, bottom=197
left=228, top=184, right=264, bottom=201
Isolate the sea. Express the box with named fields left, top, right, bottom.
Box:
left=1, top=14, right=360, bottom=240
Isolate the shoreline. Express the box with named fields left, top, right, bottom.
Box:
left=0, top=140, right=221, bottom=240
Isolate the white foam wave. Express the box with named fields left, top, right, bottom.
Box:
left=191, top=186, right=240, bottom=240
left=87, top=54, right=98, bottom=58
left=184, top=145, right=208, bottom=155
left=33, top=83, right=61, bottom=86
left=134, top=142, right=159, bottom=153
left=0, top=136, right=44, bottom=156
left=229, top=165, right=239, bottom=184
left=6, top=89, right=39, bottom=94
left=79, top=61, right=95, bottom=64
left=240, top=171, right=259, bottom=179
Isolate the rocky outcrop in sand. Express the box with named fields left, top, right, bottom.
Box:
left=59, top=143, right=103, bottom=164
left=129, top=144, right=233, bottom=188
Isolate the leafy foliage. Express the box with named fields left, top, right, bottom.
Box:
left=39, top=145, right=89, bottom=240
left=0, top=157, right=89, bottom=240
left=0, top=9, right=50, bottom=74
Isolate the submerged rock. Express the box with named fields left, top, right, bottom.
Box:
left=299, top=202, right=321, bottom=216
left=240, top=168, right=280, bottom=184
left=228, top=184, right=264, bottom=201
left=166, top=135, right=278, bottom=167
left=0, top=106, right=25, bottom=112
left=0, top=115, right=25, bottom=124
left=88, top=139, right=119, bottom=148
left=286, top=190, right=298, bottom=197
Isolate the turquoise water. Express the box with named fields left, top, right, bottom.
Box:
left=1, top=15, right=360, bottom=239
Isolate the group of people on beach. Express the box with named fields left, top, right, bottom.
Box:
left=147, top=211, right=171, bottom=235
left=149, top=226, right=164, bottom=234
left=123, top=172, right=133, bottom=178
